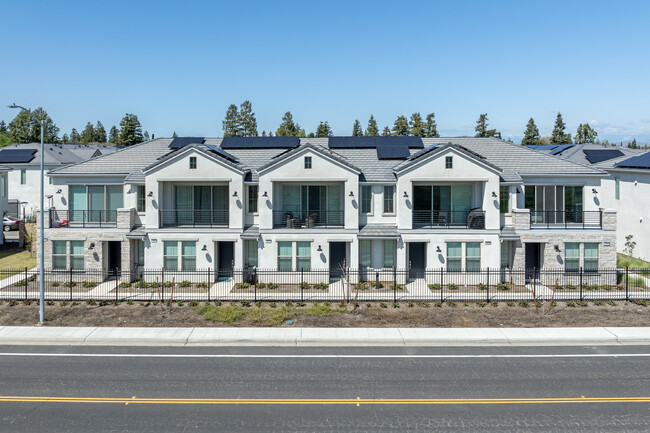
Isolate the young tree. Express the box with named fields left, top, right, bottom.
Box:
left=0, top=121, right=7, bottom=134
left=575, top=123, right=598, bottom=144
left=80, top=122, right=96, bottom=143
left=628, top=138, right=638, bottom=149
left=108, top=126, right=119, bottom=143
left=61, top=133, right=69, bottom=143
left=352, top=119, right=363, bottom=136
left=117, top=113, right=143, bottom=146
left=261, top=130, right=266, bottom=137
left=238, top=100, right=258, bottom=137
left=381, top=126, right=391, bottom=136
left=550, top=112, right=572, bottom=144
left=172, top=131, right=178, bottom=138
left=423, top=113, right=439, bottom=137
left=521, top=118, right=541, bottom=146
left=143, top=131, right=150, bottom=141
left=222, top=104, right=241, bottom=137
left=316, top=121, right=332, bottom=137
left=409, top=112, right=425, bottom=137
left=392, top=115, right=409, bottom=136
left=365, top=115, right=379, bottom=136
left=30, top=107, right=59, bottom=143
left=7, top=110, right=31, bottom=143
left=474, top=113, right=498, bottom=138
left=69, top=128, right=81, bottom=143
left=95, top=121, right=107, bottom=143
left=276, top=111, right=305, bottom=137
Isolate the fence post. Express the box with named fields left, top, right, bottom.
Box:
left=254, top=268, right=257, bottom=303
left=625, top=266, right=629, bottom=301
left=115, top=274, right=119, bottom=303
left=207, top=268, right=211, bottom=303
left=486, top=267, right=490, bottom=303
left=24, top=267, right=28, bottom=301
left=69, top=267, right=73, bottom=301
left=393, top=267, right=397, bottom=304
left=161, top=268, right=165, bottom=301
left=440, top=267, right=444, bottom=304
left=300, top=269, right=304, bottom=303
left=579, top=267, right=583, bottom=302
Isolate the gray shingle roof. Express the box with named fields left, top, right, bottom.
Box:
left=549, top=143, right=648, bottom=171
left=393, top=142, right=502, bottom=174
left=257, top=142, right=361, bottom=174
left=358, top=225, right=399, bottom=238
left=2, top=142, right=118, bottom=167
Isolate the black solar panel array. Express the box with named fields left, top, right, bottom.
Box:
left=583, top=149, right=624, bottom=164
left=220, top=137, right=300, bottom=149
left=328, top=136, right=424, bottom=149
left=168, top=137, right=205, bottom=149
left=0, top=149, right=37, bottom=163
left=615, top=152, right=650, bottom=169
left=376, top=146, right=411, bottom=159
left=205, top=145, right=239, bottom=163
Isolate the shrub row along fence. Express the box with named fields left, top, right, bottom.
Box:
left=0, top=267, right=648, bottom=303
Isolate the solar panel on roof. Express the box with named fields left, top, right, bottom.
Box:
left=550, top=144, right=574, bottom=155
left=205, top=145, right=239, bottom=163
left=220, top=137, right=299, bottom=149
left=0, top=148, right=37, bottom=163
left=615, top=152, right=650, bottom=169
left=526, top=144, right=558, bottom=151
left=328, top=136, right=424, bottom=149
left=583, top=149, right=624, bottom=164
left=376, top=146, right=411, bottom=159
left=168, top=137, right=205, bottom=149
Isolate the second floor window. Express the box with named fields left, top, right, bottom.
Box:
left=361, top=185, right=372, bottom=214
left=69, top=185, right=123, bottom=222
left=304, top=156, right=312, bottom=169
left=445, top=156, right=453, bottom=169
left=137, top=185, right=146, bottom=212
left=20, top=170, right=26, bottom=184
left=383, top=186, right=394, bottom=214
left=189, top=157, right=197, bottom=169
left=247, top=185, right=258, bottom=213
left=499, top=186, right=509, bottom=213
left=525, top=185, right=583, bottom=223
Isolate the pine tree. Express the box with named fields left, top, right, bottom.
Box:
left=0, top=121, right=7, bottom=134
left=95, top=121, right=107, bottom=143
left=172, top=131, right=178, bottom=138
left=7, top=110, right=31, bottom=143
left=143, top=131, right=150, bottom=141
left=109, top=126, right=119, bottom=143
left=392, top=115, right=409, bottom=136
left=69, top=128, right=81, bottom=143
left=117, top=113, right=144, bottom=146
left=261, top=130, right=266, bottom=137
left=381, top=126, right=391, bottom=136
left=521, top=118, right=541, bottom=145
left=423, top=113, right=439, bottom=137
left=29, top=107, right=59, bottom=142
left=474, top=113, right=498, bottom=138
left=352, top=119, right=363, bottom=136
left=550, top=112, right=572, bottom=144
left=575, top=123, right=598, bottom=144
left=409, top=112, right=425, bottom=136
left=238, top=100, right=258, bottom=137
left=80, top=122, right=96, bottom=143
left=276, top=111, right=304, bottom=137
left=629, top=138, right=638, bottom=149
left=316, top=121, right=332, bottom=137
left=365, top=115, right=379, bottom=136
left=222, top=104, right=241, bottom=137
left=61, top=133, right=69, bottom=143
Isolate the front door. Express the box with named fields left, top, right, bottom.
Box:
left=408, top=242, right=426, bottom=279
left=107, top=241, right=121, bottom=277
left=217, top=241, right=234, bottom=280
left=525, top=243, right=542, bottom=280
left=329, top=242, right=347, bottom=280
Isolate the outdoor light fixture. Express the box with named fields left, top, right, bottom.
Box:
left=262, top=191, right=268, bottom=197
left=348, top=191, right=354, bottom=197
left=201, top=245, right=207, bottom=251
left=232, top=191, right=238, bottom=197
left=516, top=188, right=522, bottom=194
left=317, top=245, right=322, bottom=252
left=88, top=242, right=95, bottom=250
left=554, top=245, right=561, bottom=252
left=147, top=191, right=154, bottom=197
left=592, top=188, right=598, bottom=194
left=403, top=191, right=409, bottom=198
left=492, top=191, right=497, bottom=197
left=436, top=246, right=441, bottom=253
left=56, top=189, right=62, bottom=194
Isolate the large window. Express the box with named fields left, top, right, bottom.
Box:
left=276, top=241, right=311, bottom=271
left=137, top=185, right=146, bottom=213
left=565, top=243, right=580, bottom=272
left=465, top=242, right=481, bottom=272
left=296, top=242, right=311, bottom=271
left=174, top=185, right=228, bottom=225
left=163, top=241, right=196, bottom=271
left=360, top=240, right=396, bottom=268
left=181, top=242, right=196, bottom=271
left=383, top=186, right=394, bottom=214
left=360, top=240, right=371, bottom=267
left=52, top=240, right=84, bottom=270
left=584, top=243, right=599, bottom=272
left=69, top=184, right=123, bottom=222
left=163, top=241, right=178, bottom=271
left=281, top=184, right=342, bottom=225
left=247, top=185, right=258, bottom=213
left=447, top=243, right=462, bottom=272
left=499, top=186, right=509, bottom=214
left=383, top=240, right=395, bottom=268
left=277, top=242, right=293, bottom=271
left=413, top=185, right=472, bottom=225
left=52, top=241, right=67, bottom=270
left=361, top=185, right=372, bottom=214
left=525, top=185, right=583, bottom=223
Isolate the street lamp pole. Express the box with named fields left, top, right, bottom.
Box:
left=7, top=104, right=45, bottom=324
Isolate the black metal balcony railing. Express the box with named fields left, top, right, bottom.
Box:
left=273, top=210, right=344, bottom=228
left=412, top=209, right=485, bottom=229
left=49, top=209, right=117, bottom=228
left=530, top=210, right=602, bottom=229
left=159, top=209, right=229, bottom=228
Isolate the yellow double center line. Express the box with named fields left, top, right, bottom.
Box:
left=0, top=396, right=648, bottom=405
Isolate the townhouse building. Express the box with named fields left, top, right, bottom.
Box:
left=43, top=136, right=617, bottom=282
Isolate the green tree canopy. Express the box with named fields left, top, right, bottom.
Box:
left=352, top=119, right=363, bottom=136
left=316, top=121, right=333, bottom=137
left=7, top=110, right=31, bottom=143
left=69, top=128, right=81, bottom=144
left=365, top=115, right=379, bottom=136
left=95, top=121, right=107, bottom=143
left=381, top=126, right=391, bottom=136
left=550, top=112, right=572, bottom=144
left=30, top=108, right=60, bottom=142
left=276, top=111, right=305, bottom=137
left=423, top=113, right=439, bottom=137
left=474, top=113, right=498, bottom=138
left=143, top=131, right=150, bottom=141
left=117, top=113, right=143, bottom=146
left=172, top=131, right=178, bottom=138
left=60, top=133, right=69, bottom=144
left=521, top=118, right=541, bottom=145
left=238, top=100, right=258, bottom=137
left=222, top=104, right=240, bottom=137
left=392, top=115, right=409, bottom=136
left=409, top=112, right=425, bottom=137
left=80, top=122, right=96, bottom=143
left=109, top=126, right=119, bottom=143
left=575, top=123, right=598, bottom=144
left=0, top=121, right=7, bottom=134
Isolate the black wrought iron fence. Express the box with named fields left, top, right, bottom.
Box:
left=0, top=267, right=647, bottom=303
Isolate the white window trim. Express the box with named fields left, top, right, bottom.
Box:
left=382, top=185, right=396, bottom=216
left=360, top=185, right=373, bottom=216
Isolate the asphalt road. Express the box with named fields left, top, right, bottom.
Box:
left=0, top=345, right=649, bottom=432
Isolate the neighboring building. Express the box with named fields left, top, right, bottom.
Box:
left=0, top=142, right=118, bottom=219
left=44, top=137, right=616, bottom=281
left=0, top=165, right=11, bottom=245
left=544, top=143, right=650, bottom=261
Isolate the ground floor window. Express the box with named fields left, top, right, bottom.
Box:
left=136, top=240, right=145, bottom=267
left=277, top=241, right=311, bottom=271
left=181, top=242, right=196, bottom=271
left=447, top=242, right=462, bottom=272
left=52, top=240, right=84, bottom=270
left=163, top=241, right=196, bottom=271
left=465, top=242, right=481, bottom=272
left=565, top=243, right=580, bottom=272
left=52, top=241, right=67, bottom=270
left=360, top=239, right=396, bottom=268
left=584, top=243, right=599, bottom=272
left=565, top=242, right=599, bottom=272
left=447, top=242, right=481, bottom=272
left=245, top=239, right=258, bottom=268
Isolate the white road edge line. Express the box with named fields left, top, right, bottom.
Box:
left=0, top=353, right=649, bottom=359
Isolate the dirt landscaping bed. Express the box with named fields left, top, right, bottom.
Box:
left=0, top=299, right=648, bottom=328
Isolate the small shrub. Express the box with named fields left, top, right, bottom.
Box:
left=324, top=301, right=331, bottom=307
left=63, top=281, right=77, bottom=288
left=448, top=283, right=459, bottom=291
left=418, top=301, right=430, bottom=308
left=8, top=300, right=17, bottom=306
left=306, top=303, right=334, bottom=316
left=297, top=301, right=306, bottom=307
left=447, top=301, right=457, bottom=307
left=433, top=301, right=441, bottom=308
left=197, top=282, right=208, bottom=289
left=87, top=299, right=96, bottom=306
left=390, top=283, right=404, bottom=291
left=408, top=302, right=414, bottom=308
left=370, top=281, right=384, bottom=289
left=392, top=302, right=399, bottom=308
left=240, top=300, right=251, bottom=307
left=51, top=282, right=60, bottom=287
left=428, top=283, right=441, bottom=291
left=111, top=300, right=119, bottom=306
left=633, top=299, right=648, bottom=307
left=200, top=305, right=246, bottom=324
left=477, top=283, right=487, bottom=291
left=268, top=283, right=279, bottom=290
left=59, top=301, right=68, bottom=307
left=269, top=302, right=276, bottom=308
left=22, top=299, right=31, bottom=305
left=153, top=300, right=159, bottom=306
left=354, top=282, right=369, bottom=291
left=379, top=302, right=387, bottom=308
left=189, top=301, right=199, bottom=307
left=507, top=301, right=515, bottom=307
left=518, top=300, right=529, bottom=308
left=235, top=282, right=250, bottom=289
left=164, top=281, right=174, bottom=288
left=491, top=301, right=498, bottom=307
left=577, top=300, right=588, bottom=307
left=365, top=303, right=372, bottom=308
left=255, top=301, right=262, bottom=308
left=496, top=283, right=509, bottom=291
left=300, top=282, right=310, bottom=290
left=45, top=300, right=54, bottom=306
left=119, top=282, right=131, bottom=289
left=179, top=280, right=192, bottom=288
left=601, top=285, right=613, bottom=291
left=177, top=301, right=184, bottom=307
left=534, top=300, right=542, bottom=308
left=71, top=301, right=79, bottom=306
left=607, top=300, right=616, bottom=306
left=126, top=299, right=133, bottom=305
left=564, top=284, right=576, bottom=291
left=477, top=301, right=486, bottom=307
left=593, top=300, right=605, bottom=306
left=566, top=301, right=576, bottom=307
left=337, top=301, right=345, bottom=308
left=214, top=300, right=222, bottom=306
left=82, top=281, right=97, bottom=288
left=312, top=282, right=328, bottom=290
left=286, top=301, right=294, bottom=308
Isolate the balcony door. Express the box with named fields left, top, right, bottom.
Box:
left=281, top=184, right=342, bottom=226
left=173, top=185, right=228, bottom=226
left=413, top=185, right=472, bottom=226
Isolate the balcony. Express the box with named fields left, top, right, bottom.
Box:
left=412, top=208, right=485, bottom=229
left=49, top=209, right=117, bottom=228
left=159, top=209, right=229, bottom=228
left=273, top=210, right=344, bottom=229
left=530, top=210, right=602, bottom=229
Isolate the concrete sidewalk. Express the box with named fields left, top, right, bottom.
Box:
left=0, top=326, right=649, bottom=347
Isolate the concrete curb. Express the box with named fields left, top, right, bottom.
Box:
left=1, top=326, right=650, bottom=347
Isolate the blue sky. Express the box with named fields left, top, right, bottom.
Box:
left=2, top=0, right=650, bottom=143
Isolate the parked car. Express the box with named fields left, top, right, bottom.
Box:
left=3, top=216, right=20, bottom=231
